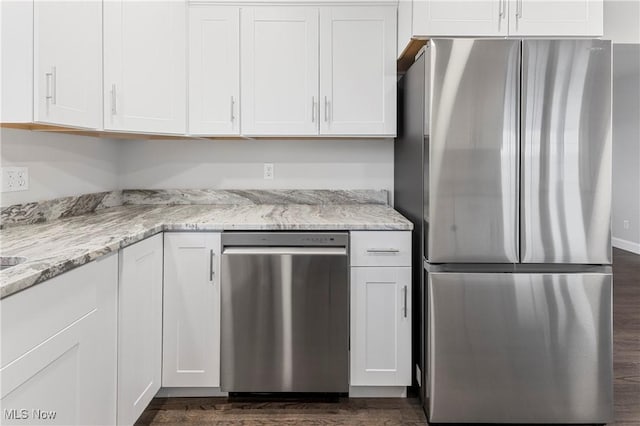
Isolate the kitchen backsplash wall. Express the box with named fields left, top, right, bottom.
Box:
left=1, top=129, right=394, bottom=207
left=0, top=128, right=120, bottom=207
left=117, top=137, right=394, bottom=199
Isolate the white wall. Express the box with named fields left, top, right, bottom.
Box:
left=0, top=130, right=395, bottom=207
left=611, top=44, right=640, bottom=253
left=118, top=138, right=394, bottom=195
left=0, top=129, right=120, bottom=206
left=605, top=0, right=640, bottom=253
left=604, top=0, right=640, bottom=43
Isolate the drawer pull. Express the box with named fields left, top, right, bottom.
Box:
left=366, top=248, right=400, bottom=254
left=210, top=250, right=215, bottom=282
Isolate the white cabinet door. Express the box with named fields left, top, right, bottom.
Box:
left=241, top=7, right=319, bottom=136
left=350, top=267, right=412, bottom=386
left=118, top=234, right=163, bottom=426
left=413, top=0, right=507, bottom=36
left=319, top=7, right=396, bottom=136
left=189, top=6, right=240, bottom=136
left=509, top=0, right=603, bottom=36
left=163, top=232, right=221, bottom=387
left=33, top=1, right=102, bottom=129
left=104, top=1, right=186, bottom=134
left=1, top=254, right=118, bottom=426
left=1, top=1, right=33, bottom=123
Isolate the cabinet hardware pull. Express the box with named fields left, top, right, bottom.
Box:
left=366, top=248, right=400, bottom=253
left=312, top=96, right=316, bottom=122
left=403, top=285, right=408, bottom=318
left=111, top=84, right=117, bottom=115
left=51, top=66, right=57, bottom=104
left=516, top=0, right=522, bottom=18
left=230, top=96, right=235, bottom=122
left=499, top=0, right=505, bottom=18
left=210, top=250, right=215, bottom=282
left=324, top=96, right=328, bottom=122
left=45, top=71, right=53, bottom=102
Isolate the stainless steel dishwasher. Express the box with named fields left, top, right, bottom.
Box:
left=220, top=232, right=349, bottom=393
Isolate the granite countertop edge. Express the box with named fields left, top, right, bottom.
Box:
left=0, top=204, right=413, bottom=300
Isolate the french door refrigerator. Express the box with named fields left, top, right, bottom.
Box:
left=394, top=39, right=612, bottom=424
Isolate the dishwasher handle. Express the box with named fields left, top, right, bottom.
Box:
left=223, top=247, right=347, bottom=256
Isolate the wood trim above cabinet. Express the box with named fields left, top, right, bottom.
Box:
left=397, top=38, right=428, bottom=74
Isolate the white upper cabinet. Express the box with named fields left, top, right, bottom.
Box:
left=33, top=1, right=102, bottom=129
left=413, top=0, right=507, bottom=37
left=508, top=0, right=603, bottom=36
left=104, top=1, right=186, bottom=134
left=189, top=6, right=240, bottom=136
left=319, top=7, right=396, bottom=136
left=411, top=0, right=602, bottom=37
left=1, top=1, right=33, bottom=123
left=241, top=5, right=396, bottom=137
left=241, top=7, right=319, bottom=136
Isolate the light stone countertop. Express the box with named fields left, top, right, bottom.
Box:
left=0, top=203, right=412, bottom=299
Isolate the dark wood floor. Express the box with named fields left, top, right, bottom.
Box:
left=612, top=248, right=640, bottom=426
left=137, top=248, right=640, bottom=425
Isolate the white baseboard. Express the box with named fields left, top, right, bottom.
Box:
left=157, top=387, right=228, bottom=397
left=348, top=386, right=407, bottom=398
left=612, top=237, right=640, bottom=255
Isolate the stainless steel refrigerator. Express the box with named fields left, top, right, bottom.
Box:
left=394, top=39, right=613, bottom=424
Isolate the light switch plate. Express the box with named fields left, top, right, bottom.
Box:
left=1, top=167, right=29, bottom=192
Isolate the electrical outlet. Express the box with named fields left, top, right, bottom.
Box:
left=1, top=167, right=29, bottom=192
left=263, top=163, right=274, bottom=180
left=623, top=220, right=630, bottom=230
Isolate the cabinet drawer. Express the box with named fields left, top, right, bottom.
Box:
left=1, top=261, right=101, bottom=369
left=350, top=231, right=411, bottom=267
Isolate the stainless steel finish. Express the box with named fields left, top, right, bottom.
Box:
left=324, top=96, right=328, bottom=122
left=397, top=39, right=613, bottom=424
left=426, top=261, right=611, bottom=274
left=521, top=40, right=612, bottom=264
left=220, top=232, right=349, bottom=393
left=45, top=71, right=53, bottom=102
left=209, top=249, right=215, bottom=281
left=402, top=285, right=408, bottom=318
left=395, top=52, right=428, bottom=404
left=230, top=96, right=235, bottom=121
left=224, top=247, right=347, bottom=256
left=311, top=96, right=316, bottom=122
left=0, top=256, right=27, bottom=271
left=428, top=271, right=613, bottom=423
left=51, top=66, right=57, bottom=104
left=222, top=232, right=348, bottom=247
left=365, top=248, right=400, bottom=253
left=429, top=39, right=521, bottom=263
left=45, top=67, right=56, bottom=104
left=111, top=84, right=117, bottom=115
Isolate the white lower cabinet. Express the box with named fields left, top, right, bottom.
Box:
left=163, top=232, right=221, bottom=387
left=349, top=231, right=412, bottom=390
left=350, top=267, right=412, bottom=386
left=0, top=254, right=118, bottom=425
left=118, top=234, right=163, bottom=425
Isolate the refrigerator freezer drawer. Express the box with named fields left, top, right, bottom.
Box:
left=428, top=272, right=613, bottom=424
